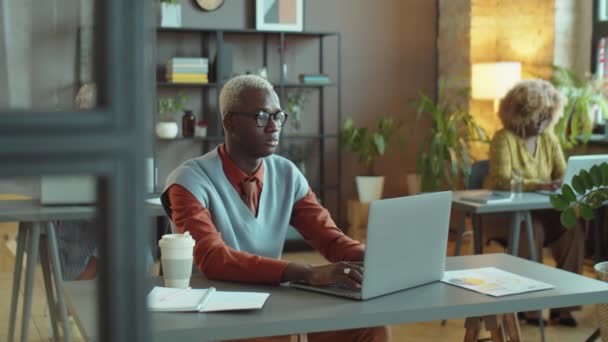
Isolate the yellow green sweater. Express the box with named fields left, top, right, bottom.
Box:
left=483, top=129, right=566, bottom=191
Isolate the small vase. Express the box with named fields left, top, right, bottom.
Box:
left=160, top=3, right=181, bottom=28
left=194, top=125, right=207, bottom=138
left=156, top=121, right=179, bottom=139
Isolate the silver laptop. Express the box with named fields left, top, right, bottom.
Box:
left=40, top=175, right=96, bottom=205
left=289, top=191, right=452, bottom=300
left=537, top=154, right=608, bottom=195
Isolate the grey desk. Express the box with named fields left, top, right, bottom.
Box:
left=0, top=199, right=166, bottom=342
left=452, top=191, right=554, bottom=260
left=63, top=253, right=608, bottom=342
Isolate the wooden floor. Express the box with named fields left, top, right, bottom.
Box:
left=0, top=222, right=603, bottom=341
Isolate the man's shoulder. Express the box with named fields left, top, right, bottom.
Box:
left=172, top=150, right=220, bottom=180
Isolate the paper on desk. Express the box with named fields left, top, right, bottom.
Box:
left=147, top=286, right=269, bottom=312
left=441, top=267, right=554, bottom=296
left=203, top=291, right=270, bottom=312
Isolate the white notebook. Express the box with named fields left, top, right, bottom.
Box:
left=147, top=286, right=270, bottom=312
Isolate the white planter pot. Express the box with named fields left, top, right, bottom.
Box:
left=160, top=3, right=181, bottom=28
left=156, top=121, right=179, bottom=139
left=355, top=176, right=384, bottom=203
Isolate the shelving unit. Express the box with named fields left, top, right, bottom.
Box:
left=155, top=27, right=342, bottom=235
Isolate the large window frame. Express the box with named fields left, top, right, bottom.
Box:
left=0, top=1, right=155, bottom=341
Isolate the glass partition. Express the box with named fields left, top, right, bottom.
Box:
left=0, top=0, right=98, bottom=112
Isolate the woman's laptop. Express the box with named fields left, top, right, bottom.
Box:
left=537, top=154, right=608, bottom=195
left=289, top=191, right=452, bottom=300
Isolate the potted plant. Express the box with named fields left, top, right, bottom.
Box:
left=550, top=65, right=608, bottom=151
left=340, top=117, right=400, bottom=202
left=156, top=93, right=189, bottom=139
left=550, top=162, right=608, bottom=340
left=285, top=89, right=308, bottom=133
left=282, top=89, right=310, bottom=174
left=159, top=0, right=181, bottom=28
left=412, top=83, right=489, bottom=193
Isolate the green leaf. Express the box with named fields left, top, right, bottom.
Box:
left=373, top=134, right=386, bottom=155
left=560, top=207, right=577, bottom=228
left=561, top=184, right=577, bottom=202
left=571, top=175, right=585, bottom=194
left=600, top=163, right=608, bottom=186
left=550, top=194, right=570, bottom=210
left=580, top=170, right=594, bottom=190
left=591, top=165, right=603, bottom=186
left=580, top=204, right=594, bottom=221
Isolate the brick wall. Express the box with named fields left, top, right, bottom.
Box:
left=439, top=0, right=557, bottom=160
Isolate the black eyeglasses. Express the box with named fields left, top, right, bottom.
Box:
left=230, top=110, right=289, bottom=128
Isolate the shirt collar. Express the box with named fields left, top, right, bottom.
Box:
left=218, top=144, right=264, bottom=186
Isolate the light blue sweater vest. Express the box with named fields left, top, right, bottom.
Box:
left=162, top=148, right=309, bottom=259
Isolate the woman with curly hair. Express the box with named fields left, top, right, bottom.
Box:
left=484, top=79, right=585, bottom=327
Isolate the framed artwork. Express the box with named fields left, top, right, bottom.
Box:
left=599, top=0, right=608, bottom=22
left=256, top=0, right=303, bottom=32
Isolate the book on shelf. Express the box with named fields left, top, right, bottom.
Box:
left=298, top=73, right=332, bottom=84
left=147, top=286, right=270, bottom=312
left=167, top=66, right=209, bottom=73
left=166, top=74, right=209, bottom=83
left=460, top=190, right=514, bottom=204
left=169, top=57, right=209, bottom=64
left=441, top=267, right=554, bottom=296
left=165, top=73, right=209, bottom=79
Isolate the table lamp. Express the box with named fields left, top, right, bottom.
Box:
left=472, top=62, right=522, bottom=113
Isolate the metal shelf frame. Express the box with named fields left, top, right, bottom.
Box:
left=156, top=27, right=342, bottom=221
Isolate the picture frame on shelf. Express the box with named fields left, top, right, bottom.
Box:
left=255, top=0, right=303, bottom=32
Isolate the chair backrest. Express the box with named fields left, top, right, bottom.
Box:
left=467, top=160, right=489, bottom=190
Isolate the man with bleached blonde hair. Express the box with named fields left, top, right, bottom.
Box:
left=161, top=75, right=390, bottom=341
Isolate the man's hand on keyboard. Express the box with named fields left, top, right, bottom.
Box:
left=305, top=262, right=364, bottom=288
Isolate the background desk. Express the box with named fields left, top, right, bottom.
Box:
left=0, top=199, right=165, bottom=342
left=63, top=253, right=608, bottom=342
left=452, top=191, right=554, bottom=260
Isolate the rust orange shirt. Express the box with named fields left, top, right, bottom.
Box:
left=167, top=144, right=364, bottom=285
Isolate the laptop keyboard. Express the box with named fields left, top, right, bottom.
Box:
left=291, top=281, right=361, bottom=292
left=325, top=283, right=361, bottom=292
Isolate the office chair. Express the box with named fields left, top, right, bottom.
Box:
left=453, top=160, right=489, bottom=256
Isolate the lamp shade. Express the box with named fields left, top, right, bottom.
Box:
left=471, top=62, right=522, bottom=100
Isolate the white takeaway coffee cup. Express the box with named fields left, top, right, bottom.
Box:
left=159, top=232, right=195, bottom=288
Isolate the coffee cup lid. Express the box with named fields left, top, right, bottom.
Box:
left=159, top=231, right=195, bottom=248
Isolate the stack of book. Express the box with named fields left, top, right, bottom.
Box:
left=166, top=57, right=208, bottom=84
left=298, top=73, right=332, bottom=85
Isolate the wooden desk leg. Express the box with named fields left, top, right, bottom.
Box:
left=483, top=315, right=506, bottom=342
left=503, top=313, right=521, bottom=342
left=464, top=317, right=481, bottom=342
left=464, top=314, right=521, bottom=342
left=8, top=223, right=27, bottom=342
